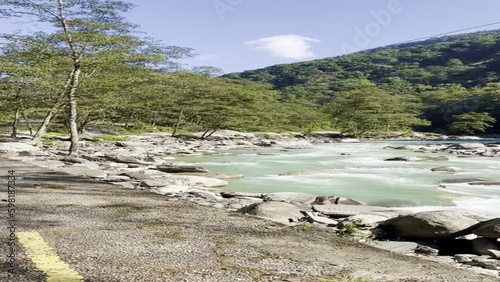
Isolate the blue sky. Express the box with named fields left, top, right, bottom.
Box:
left=2, top=0, right=500, bottom=73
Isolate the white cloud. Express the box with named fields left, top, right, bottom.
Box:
left=246, top=34, right=320, bottom=60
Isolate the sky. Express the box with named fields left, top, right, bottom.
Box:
left=2, top=0, right=500, bottom=74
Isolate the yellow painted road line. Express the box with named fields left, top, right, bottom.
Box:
left=16, top=232, right=84, bottom=282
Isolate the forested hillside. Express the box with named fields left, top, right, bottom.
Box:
left=225, top=30, right=500, bottom=135
left=1, top=0, right=500, bottom=158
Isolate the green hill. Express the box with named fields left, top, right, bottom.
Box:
left=224, top=30, right=500, bottom=135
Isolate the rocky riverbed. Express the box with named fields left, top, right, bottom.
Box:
left=1, top=130, right=500, bottom=278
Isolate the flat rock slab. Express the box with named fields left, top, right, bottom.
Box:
left=313, top=204, right=391, bottom=218
left=31, top=160, right=67, bottom=168
left=368, top=241, right=419, bottom=255
left=59, top=167, right=108, bottom=178
left=220, top=192, right=264, bottom=199
left=468, top=181, right=500, bottom=186
left=0, top=142, right=40, bottom=152
left=263, top=192, right=317, bottom=204
left=141, top=175, right=227, bottom=188
left=102, top=154, right=151, bottom=165
left=150, top=185, right=192, bottom=195
left=238, top=201, right=304, bottom=224
left=188, top=189, right=220, bottom=201
left=386, top=156, right=449, bottom=162
left=431, top=166, right=462, bottom=173
left=303, top=211, right=338, bottom=225
left=313, top=196, right=364, bottom=205
left=441, top=178, right=488, bottom=184
left=120, top=171, right=153, bottom=181
left=156, top=163, right=209, bottom=173
left=344, top=212, right=401, bottom=227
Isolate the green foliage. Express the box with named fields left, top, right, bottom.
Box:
left=326, top=87, right=429, bottom=137
left=335, top=222, right=363, bottom=237
left=97, top=134, right=128, bottom=142
left=225, top=29, right=500, bottom=134
left=448, top=112, right=496, bottom=134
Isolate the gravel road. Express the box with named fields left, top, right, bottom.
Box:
left=1, top=157, right=499, bottom=282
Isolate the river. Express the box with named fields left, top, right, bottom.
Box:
left=181, top=139, right=500, bottom=217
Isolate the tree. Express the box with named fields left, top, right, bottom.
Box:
left=327, top=87, right=428, bottom=137
left=448, top=112, right=496, bottom=134
left=0, top=35, right=66, bottom=137
left=191, top=66, right=224, bottom=77
left=0, top=0, right=193, bottom=155
left=193, top=78, right=278, bottom=137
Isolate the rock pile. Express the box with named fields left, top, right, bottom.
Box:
left=385, top=142, right=500, bottom=157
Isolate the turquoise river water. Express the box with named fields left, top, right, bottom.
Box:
left=181, top=139, right=500, bottom=217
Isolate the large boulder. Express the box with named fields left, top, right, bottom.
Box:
left=343, top=212, right=402, bottom=228
left=156, top=163, right=209, bottom=173
left=238, top=201, right=304, bottom=224
left=313, top=196, right=364, bottom=206
left=386, top=156, right=449, bottom=162
left=449, top=143, right=487, bottom=150
left=380, top=211, right=485, bottom=239
left=470, top=238, right=500, bottom=258
left=263, top=192, right=317, bottom=204
left=472, top=218, right=500, bottom=238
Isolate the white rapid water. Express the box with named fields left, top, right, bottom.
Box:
left=181, top=139, right=500, bottom=217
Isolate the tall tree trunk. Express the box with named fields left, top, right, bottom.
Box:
left=151, top=112, right=158, bottom=127
left=200, top=129, right=211, bottom=139
left=124, top=111, right=134, bottom=129
left=32, top=105, right=62, bottom=141
left=22, top=110, right=33, bottom=136
left=67, top=67, right=81, bottom=156
left=11, top=108, right=20, bottom=139
left=32, top=78, right=70, bottom=141
left=58, top=0, right=82, bottom=156
left=172, top=106, right=185, bottom=137
left=205, top=129, right=218, bottom=139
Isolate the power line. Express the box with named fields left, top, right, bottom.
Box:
left=400, top=21, right=500, bottom=44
